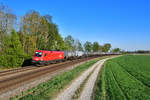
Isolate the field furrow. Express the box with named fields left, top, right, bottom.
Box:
left=109, top=65, right=127, bottom=100
left=94, top=55, right=150, bottom=100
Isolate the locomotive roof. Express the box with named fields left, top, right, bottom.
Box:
left=35, top=50, right=63, bottom=53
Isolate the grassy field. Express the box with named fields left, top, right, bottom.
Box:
left=94, top=55, right=150, bottom=100
left=10, top=56, right=108, bottom=100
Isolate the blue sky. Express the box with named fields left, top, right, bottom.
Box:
left=1, top=0, right=150, bottom=51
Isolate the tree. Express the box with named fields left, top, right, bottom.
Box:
left=47, top=23, right=64, bottom=50
left=19, top=11, right=65, bottom=55
left=64, top=35, right=75, bottom=51
left=19, top=10, right=40, bottom=56
left=36, top=16, right=49, bottom=50
left=0, top=3, right=16, bottom=52
left=74, top=39, right=83, bottom=51
left=84, top=41, right=92, bottom=52
left=0, top=3, right=16, bottom=34
left=112, top=48, right=120, bottom=53
left=102, top=43, right=111, bottom=52
left=99, top=45, right=103, bottom=52
left=2, top=29, right=24, bottom=68
left=53, top=32, right=65, bottom=50
left=92, top=42, right=99, bottom=52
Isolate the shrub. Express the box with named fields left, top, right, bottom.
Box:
left=1, top=29, right=24, bottom=68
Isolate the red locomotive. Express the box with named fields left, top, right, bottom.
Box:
left=32, top=50, right=64, bottom=65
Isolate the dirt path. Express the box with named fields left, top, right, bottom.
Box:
left=55, top=57, right=113, bottom=100
left=55, top=56, right=117, bottom=100
left=78, top=59, right=107, bottom=100
left=54, top=60, right=101, bottom=100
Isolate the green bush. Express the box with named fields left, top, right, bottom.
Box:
left=1, top=30, right=24, bottom=68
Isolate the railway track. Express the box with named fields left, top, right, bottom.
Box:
left=0, top=66, right=37, bottom=77
left=0, top=56, right=100, bottom=94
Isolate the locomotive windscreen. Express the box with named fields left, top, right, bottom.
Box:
left=35, top=52, right=43, bottom=57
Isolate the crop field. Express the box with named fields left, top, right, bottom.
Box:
left=94, top=55, right=150, bottom=100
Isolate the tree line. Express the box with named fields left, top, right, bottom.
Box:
left=126, top=50, right=150, bottom=54
left=0, top=3, right=120, bottom=68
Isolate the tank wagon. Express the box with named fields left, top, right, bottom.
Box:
left=64, top=51, right=76, bottom=60
left=32, top=50, right=120, bottom=65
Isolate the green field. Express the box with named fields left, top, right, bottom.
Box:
left=94, top=55, right=150, bottom=100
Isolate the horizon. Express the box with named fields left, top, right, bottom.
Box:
left=1, top=0, right=150, bottom=51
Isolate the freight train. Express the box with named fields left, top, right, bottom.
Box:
left=32, top=50, right=119, bottom=65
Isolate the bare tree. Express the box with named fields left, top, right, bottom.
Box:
left=0, top=3, right=16, bottom=51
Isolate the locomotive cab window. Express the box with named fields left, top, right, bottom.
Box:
left=35, top=52, right=43, bottom=57
left=44, top=53, right=47, bottom=56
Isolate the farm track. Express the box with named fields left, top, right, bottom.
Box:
left=0, top=56, right=100, bottom=94
left=55, top=57, right=117, bottom=100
